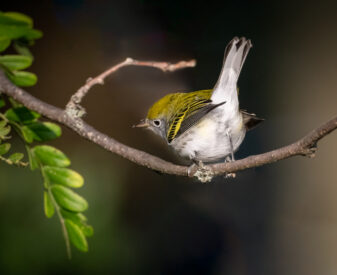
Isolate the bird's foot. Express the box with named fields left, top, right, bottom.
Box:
left=225, top=172, right=236, bottom=179
left=224, top=156, right=236, bottom=178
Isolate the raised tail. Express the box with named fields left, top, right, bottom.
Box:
left=211, top=37, right=252, bottom=105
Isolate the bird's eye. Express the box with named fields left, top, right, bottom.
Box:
left=153, top=120, right=161, bottom=127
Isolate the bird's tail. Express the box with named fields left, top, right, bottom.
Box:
left=211, top=37, right=252, bottom=106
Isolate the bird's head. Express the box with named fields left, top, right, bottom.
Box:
left=134, top=93, right=178, bottom=140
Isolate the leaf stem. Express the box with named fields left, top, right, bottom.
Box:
left=40, top=163, right=72, bottom=259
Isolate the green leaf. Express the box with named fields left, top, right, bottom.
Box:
left=6, top=71, right=37, bottom=87
left=27, top=146, right=38, bottom=170
left=0, top=25, right=32, bottom=40
left=22, top=122, right=62, bottom=143
left=5, top=107, right=40, bottom=124
left=21, top=126, right=34, bottom=143
left=8, top=152, right=24, bottom=163
left=51, top=185, right=88, bottom=212
left=0, top=12, right=31, bottom=26
left=23, top=29, right=42, bottom=40
left=43, top=166, right=84, bottom=188
left=60, top=209, right=85, bottom=224
left=0, top=55, right=32, bottom=70
left=0, top=125, right=11, bottom=138
left=4, top=12, right=33, bottom=27
left=0, top=12, right=42, bottom=41
left=13, top=42, right=33, bottom=58
left=26, top=122, right=62, bottom=141
left=44, top=191, right=55, bottom=218
left=0, top=120, right=6, bottom=128
left=0, top=37, right=11, bottom=52
left=0, top=96, right=5, bottom=108
left=33, top=145, right=70, bottom=167
left=41, top=122, right=62, bottom=138
left=0, top=143, right=10, bottom=155
left=81, top=225, right=94, bottom=237
left=65, top=219, right=88, bottom=252
left=60, top=209, right=92, bottom=236
left=77, top=213, right=87, bottom=222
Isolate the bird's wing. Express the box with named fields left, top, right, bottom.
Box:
left=167, top=97, right=225, bottom=143
left=211, top=37, right=252, bottom=111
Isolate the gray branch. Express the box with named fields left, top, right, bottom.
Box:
left=0, top=61, right=336, bottom=181
left=65, top=58, right=196, bottom=118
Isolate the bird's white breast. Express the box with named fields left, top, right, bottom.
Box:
left=170, top=108, right=246, bottom=162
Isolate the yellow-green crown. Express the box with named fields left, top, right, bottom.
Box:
left=147, top=93, right=177, bottom=120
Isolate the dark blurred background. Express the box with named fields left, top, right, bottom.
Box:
left=1, top=0, right=337, bottom=274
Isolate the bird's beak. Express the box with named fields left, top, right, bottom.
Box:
left=133, top=119, right=150, bottom=128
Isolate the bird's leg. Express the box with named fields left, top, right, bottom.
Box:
left=226, top=129, right=235, bottom=162
left=225, top=130, right=236, bottom=178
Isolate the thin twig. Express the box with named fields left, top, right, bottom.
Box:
left=0, top=65, right=336, bottom=182
left=65, top=58, right=196, bottom=118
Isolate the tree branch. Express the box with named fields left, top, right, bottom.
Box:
left=65, top=58, right=196, bottom=118
left=0, top=58, right=336, bottom=182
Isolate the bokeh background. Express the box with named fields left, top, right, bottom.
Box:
left=1, top=0, right=337, bottom=274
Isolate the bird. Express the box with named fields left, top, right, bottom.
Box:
left=135, top=37, right=263, bottom=165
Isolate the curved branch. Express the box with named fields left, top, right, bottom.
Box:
left=0, top=61, right=336, bottom=182
left=65, top=58, right=196, bottom=118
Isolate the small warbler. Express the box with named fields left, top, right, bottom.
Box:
left=135, top=37, right=263, bottom=163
